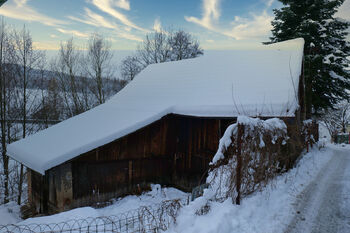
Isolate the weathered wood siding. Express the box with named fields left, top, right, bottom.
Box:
left=68, top=114, right=228, bottom=209
left=28, top=169, right=48, bottom=214
left=29, top=114, right=304, bottom=214
left=47, top=163, right=73, bottom=212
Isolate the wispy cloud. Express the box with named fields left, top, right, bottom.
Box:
left=185, top=0, right=220, bottom=30
left=69, top=8, right=117, bottom=30
left=115, top=0, right=130, bottom=11
left=0, top=0, right=67, bottom=27
left=57, top=28, right=89, bottom=38
left=153, top=17, right=162, bottom=32
left=33, top=41, right=60, bottom=50
left=90, top=0, right=149, bottom=32
left=68, top=8, right=142, bottom=42
left=185, top=0, right=274, bottom=40
left=115, top=31, right=143, bottom=42
left=13, top=0, right=27, bottom=7
left=223, top=11, right=273, bottom=40
left=265, top=0, right=274, bottom=8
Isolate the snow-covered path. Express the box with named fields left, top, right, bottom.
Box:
left=285, top=147, right=350, bottom=233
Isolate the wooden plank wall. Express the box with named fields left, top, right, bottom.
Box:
left=29, top=170, right=47, bottom=214
left=29, top=115, right=306, bottom=214
left=66, top=114, right=233, bottom=209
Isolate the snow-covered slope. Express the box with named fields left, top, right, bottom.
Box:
left=7, top=38, right=304, bottom=174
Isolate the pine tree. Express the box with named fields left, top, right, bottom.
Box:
left=269, top=0, right=350, bottom=116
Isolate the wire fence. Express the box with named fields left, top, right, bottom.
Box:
left=0, top=199, right=187, bottom=233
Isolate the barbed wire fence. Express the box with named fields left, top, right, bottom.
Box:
left=0, top=199, right=188, bottom=233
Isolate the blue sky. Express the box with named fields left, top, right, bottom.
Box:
left=0, top=0, right=349, bottom=50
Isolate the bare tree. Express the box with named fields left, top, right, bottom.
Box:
left=322, top=102, right=350, bottom=140
left=137, top=31, right=171, bottom=67
left=32, top=52, right=64, bottom=129
left=85, top=33, right=114, bottom=105
left=120, top=55, right=142, bottom=81
left=0, top=20, right=19, bottom=204
left=53, top=38, right=85, bottom=117
left=129, top=29, right=203, bottom=79
left=12, top=25, right=42, bottom=205
left=167, top=30, right=203, bottom=61
left=0, top=19, right=10, bottom=204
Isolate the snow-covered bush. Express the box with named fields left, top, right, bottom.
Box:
left=208, top=116, right=289, bottom=204
left=302, top=119, right=318, bottom=150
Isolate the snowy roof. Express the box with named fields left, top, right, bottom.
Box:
left=7, top=38, right=305, bottom=174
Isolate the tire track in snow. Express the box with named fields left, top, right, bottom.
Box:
left=285, top=147, right=350, bottom=233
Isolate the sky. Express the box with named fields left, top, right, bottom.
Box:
left=0, top=0, right=349, bottom=51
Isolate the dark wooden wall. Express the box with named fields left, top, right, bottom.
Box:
left=29, top=114, right=235, bottom=213
left=29, top=114, right=304, bottom=214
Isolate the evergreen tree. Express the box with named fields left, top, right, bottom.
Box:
left=269, top=0, right=350, bottom=116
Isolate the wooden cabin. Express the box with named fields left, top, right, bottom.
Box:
left=8, top=38, right=309, bottom=214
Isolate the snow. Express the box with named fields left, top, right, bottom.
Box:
left=210, top=124, right=237, bottom=165
left=166, top=144, right=337, bottom=233
left=7, top=38, right=305, bottom=175
left=211, top=116, right=287, bottom=165
left=0, top=202, right=21, bottom=225
left=0, top=184, right=188, bottom=226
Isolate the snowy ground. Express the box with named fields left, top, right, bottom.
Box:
left=0, top=184, right=189, bottom=226
left=285, top=144, right=350, bottom=233
left=1, top=123, right=348, bottom=232
left=166, top=143, right=349, bottom=233
left=0, top=202, right=21, bottom=225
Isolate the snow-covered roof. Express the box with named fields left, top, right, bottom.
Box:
left=7, top=38, right=305, bottom=174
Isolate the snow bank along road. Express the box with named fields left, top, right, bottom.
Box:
left=285, top=146, right=350, bottom=233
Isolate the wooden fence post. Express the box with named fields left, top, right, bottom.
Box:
left=235, top=124, right=244, bottom=205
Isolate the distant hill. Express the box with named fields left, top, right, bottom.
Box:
left=5, top=63, right=126, bottom=94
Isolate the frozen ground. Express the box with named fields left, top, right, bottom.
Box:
left=0, top=184, right=188, bottom=226
left=166, top=143, right=349, bottom=233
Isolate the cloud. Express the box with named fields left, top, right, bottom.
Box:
left=114, top=0, right=130, bottom=11
left=90, top=0, right=149, bottom=32
left=0, top=0, right=67, bottom=27
left=69, top=8, right=117, bottom=30
left=265, top=0, right=274, bottom=8
left=223, top=11, right=273, bottom=40
left=57, top=28, right=89, bottom=38
left=69, top=8, right=142, bottom=42
left=33, top=41, right=60, bottom=50
left=185, top=0, right=220, bottom=30
left=13, top=0, right=27, bottom=7
left=186, top=0, right=274, bottom=40
left=153, top=17, right=162, bottom=32
left=116, top=31, right=143, bottom=42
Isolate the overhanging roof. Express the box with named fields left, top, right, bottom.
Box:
left=7, top=38, right=305, bottom=174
